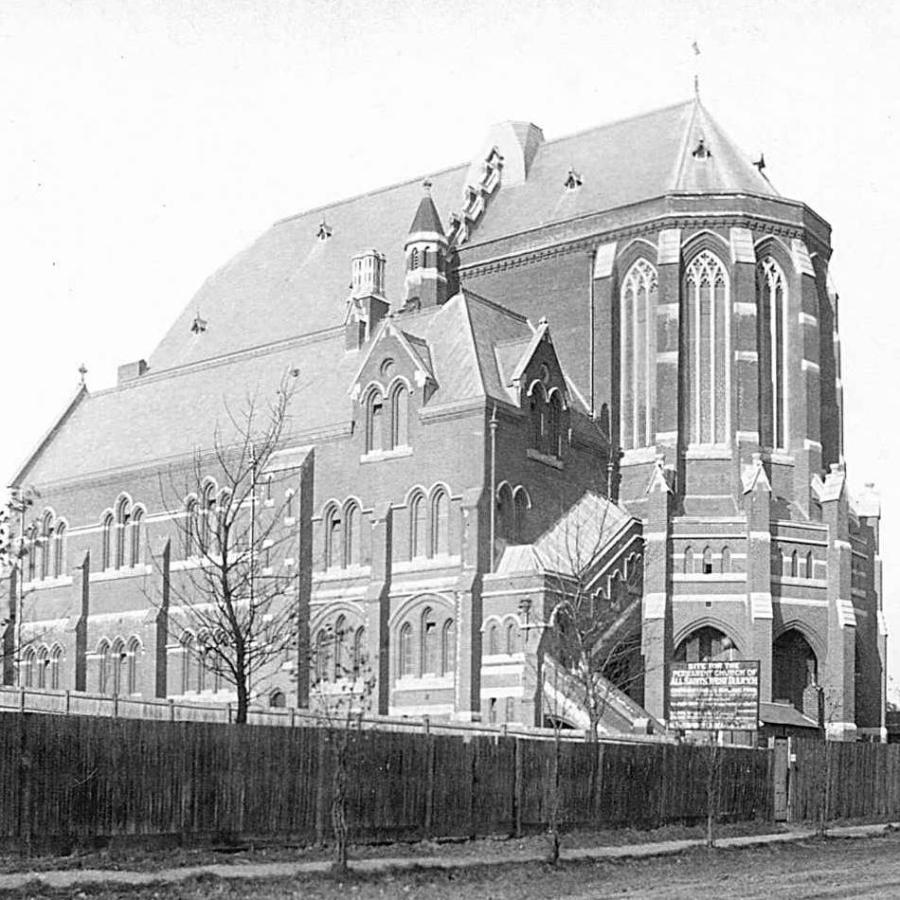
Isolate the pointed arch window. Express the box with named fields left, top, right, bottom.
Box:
left=791, top=550, right=799, bottom=578
left=36, top=645, right=49, bottom=688
left=702, top=546, right=713, bottom=575
left=441, top=619, right=455, bottom=675
left=505, top=621, right=518, bottom=655
left=50, top=645, right=62, bottom=690
left=115, top=497, right=130, bottom=569
left=390, top=384, right=409, bottom=449
left=101, top=514, right=114, bottom=571
left=757, top=257, right=789, bottom=450
left=352, top=626, right=366, bottom=678
left=324, top=505, right=342, bottom=570
left=53, top=522, right=66, bottom=579
left=399, top=622, right=414, bottom=677
left=199, top=483, right=216, bottom=550
left=529, top=384, right=547, bottom=452
left=684, top=250, right=730, bottom=445
left=183, top=498, right=198, bottom=558
left=130, top=508, right=144, bottom=567
left=365, top=389, right=384, bottom=454
left=547, top=391, right=562, bottom=458
left=410, top=493, right=427, bottom=559
left=721, top=546, right=732, bottom=574
left=343, top=503, right=359, bottom=567
left=334, top=615, right=346, bottom=680
left=127, top=637, right=141, bottom=694
left=39, top=511, right=53, bottom=580
left=315, top=629, right=331, bottom=682
left=488, top=622, right=500, bottom=655
left=496, top=483, right=513, bottom=543
left=620, top=259, right=657, bottom=449
left=513, top=488, right=529, bottom=543
left=421, top=607, right=437, bottom=675
left=430, top=490, right=450, bottom=556
left=806, top=551, right=815, bottom=579
left=98, top=640, right=111, bottom=694
left=111, top=638, right=126, bottom=695
left=22, top=647, right=35, bottom=688
left=683, top=546, right=694, bottom=575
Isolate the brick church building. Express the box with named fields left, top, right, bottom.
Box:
left=5, top=97, right=885, bottom=739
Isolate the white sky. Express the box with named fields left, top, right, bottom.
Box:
left=1, top=0, right=898, bottom=697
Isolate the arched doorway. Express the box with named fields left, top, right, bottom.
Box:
left=772, top=629, right=817, bottom=710
left=673, top=625, right=738, bottom=662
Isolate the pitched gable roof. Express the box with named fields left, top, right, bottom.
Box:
left=147, top=99, right=778, bottom=375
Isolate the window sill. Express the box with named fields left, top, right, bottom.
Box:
left=361, top=446, right=413, bottom=464
left=526, top=448, right=563, bottom=469
left=684, top=446, right=732, bottom=460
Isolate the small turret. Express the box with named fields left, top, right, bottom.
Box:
left=345, top=248, right=389, bottom=350
left=403, top=180, right=448, bottom=310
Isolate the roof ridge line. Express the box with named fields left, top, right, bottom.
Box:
left=459, top=288, right=530, bottom=324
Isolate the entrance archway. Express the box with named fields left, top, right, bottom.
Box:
left=674, top=625, right=738, bottom=662
left=772, top=628, right=818, bottom=710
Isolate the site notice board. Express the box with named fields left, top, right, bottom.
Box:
left=669, top=660, right=760, bottom=731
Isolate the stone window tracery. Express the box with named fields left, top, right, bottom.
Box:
left=620, top=258, right=657, bottom=450
left=757, top=256, right=789, bottom=450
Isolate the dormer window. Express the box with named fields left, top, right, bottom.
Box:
left=563, top=167, right=583, bottom=191
left=692, top=137, right=711, bottom=159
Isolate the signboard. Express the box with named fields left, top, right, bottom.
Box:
left=668, top=660, right=760, bottom=731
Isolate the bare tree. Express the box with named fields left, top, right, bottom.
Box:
left=154, top=377, right=300, bottom=724
left=309, top=622, right=376, bottom=876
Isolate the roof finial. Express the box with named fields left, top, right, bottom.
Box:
left=78, top=363, right=87, bottom=386
left=692, top=39, right=701, bottom=98
left=422, top=178, right=432, bottom=195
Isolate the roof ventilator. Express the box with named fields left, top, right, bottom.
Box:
left=564, top=167, right=583, bottom=191
left=316, top=217, right=333, bottom=241
left=692, top=136, right=711, bottom=159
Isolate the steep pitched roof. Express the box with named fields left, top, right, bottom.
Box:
left=148, top=99, right=776, bottom=375
left=408, top=192, right=445, bottom=236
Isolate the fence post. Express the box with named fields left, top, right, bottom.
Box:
left=169, top=698, right=175, bottom=722
left=513, top=738, right=523, bottom=838
left=65, top=690, right=70, bottom=715
left=423, top=715, right=430, bottom=736
left=19, top=687, right=25, bottom=713
left=113, top=694, right=119, bottom=718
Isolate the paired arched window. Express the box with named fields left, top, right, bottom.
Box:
left=683, top=546, right=694, bottom=574
left=199, top=482, right=216, bottom=549
left=757, top=256, right=789, bottom=450
left=53, top=522, right=66, bottom=578
left=441, top=619, right=455, bottom=675
left=39, top=510, right=53, bottom=580
left=333, top=615, right=347, bottom=680
left=344, top=503, right=359, bottom=567
left=721, top=546, right=732, bottom=574
left=324, top=505, right=342, bottom=570
left=684, top=250, right=730, bottom=445
left=352, top=626, right=366, bottom=677
left=620, top=258, right=657, bottom=449
left=421, top=607, right=438, bottom=675
left=50, top=645, right=62, bottom=690
left=36, top=645, right=50, bottom=688
left=505, top=620, right=519, bottom=655
left=184, top=497, right=198, bottom=558
left=115, top=496, right=130, bottom=569
left=98, top=640, right=111, bottom=694
left=322, top=501, right=363, bottom=570
left=22, top=647, right=35, bottom=688
left=130, top=508, right=144, bottom=567
left=399, top=622, right=414, bottom=677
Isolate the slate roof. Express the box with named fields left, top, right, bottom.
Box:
left=495, top=492, right=634, bottom=577
left=148, top=98, right=776, bottom=374
left=759, top=701, right=820, bottom=730
left=408, top=192, right=445, bottom=236
left=19, top=290, right=546, bottom=486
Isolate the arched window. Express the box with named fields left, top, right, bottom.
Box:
left=352, top=627, right=366, bottom=678
left=410, top=247, right=419, bottom=269
left=50, top=645, right=62, bottom=690
left=315, top=629, right=331, bottom=682
left=285, top=489, right=296, bottom=521
left=683, top=545, right=693, bottom=574
left=53, top=522, right=66, bottom=578
left=791, top=550, right=799, bottom=578
left=529, top=383, right=547, bottom=452
left=806, top=551, right=815, bottom=579
left=505, top=621, right=518, bottom=655
left=399, top=622, right=413, bottom=678
left=269, top=690, right=286, bottom=708
left=441, top=619, right=455, bottom=675
left=22, top=647, right=35, bottom=688
left=430, top=490, right=450, bottom=557
left=98, top=640, right=111, bottom=694
left=180, top=634, right=194, bottom=694
left=421, top=608, right=437, bottom=675
left=36, top=645, right=49, bottom=689
left=721, top=546, right=731, bottom=574
left=333, top=616, right=347, bottom=680
left=702, top=546, right=713, bottom=575
left=127, top=637, right=141, bottom=694
left=757, top=257, right=789, bottom=450
left=40, top=511, right=53, bottom=580
left=365, top=389, right=384, bottom=454
left=547, top=391, right=562, bottom=458
left=324, top=505, right=342, bottom=570
left=390, top=384, right=409, bottom=449
left=513, top=488, right=529, bottom=543
left=200, top=483, right=216, bottom=550
left=488, top=622, right=500, bottom=655
left=496, top=483, right=513, bottom=543
left=620, top=258, right=657, bottom=449
left=674, top=625, right=735, bottom=663
left=410, top=492, right=427, bottom=559
left=111, top=638, right=126, bottom=695
left=130, top=508, right=144, bottom=567
left=115, top=497, right=130, bottom=569
left=343, top=503, right=358, bottom=567
left=101, top=513, right=114, bottom=571
left=183, top=498, right=198, bottom=558
left=684, top=250, right=730, bottom=445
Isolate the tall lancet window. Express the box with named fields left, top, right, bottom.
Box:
left=757, top=257, right=788, bottom=450
left=684, top=250, right=730, bottom=446
left=620, top=259, right=657, bottom=449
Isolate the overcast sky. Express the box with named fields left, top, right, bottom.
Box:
left=1, top=0, right=898, bottom=697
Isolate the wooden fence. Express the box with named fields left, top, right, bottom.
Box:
left=790, top=739, right=900, bottom=822
left=0, top=712, right=772, bottom=851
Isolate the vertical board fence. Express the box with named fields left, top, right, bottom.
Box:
left=790, top=739, right=900, bottom=823
left=0, top=712, right=776, bottom=851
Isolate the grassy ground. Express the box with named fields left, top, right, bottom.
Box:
left=0, top=819, right=782, bottom=874
left=4, top=832, right=900, bottom=899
